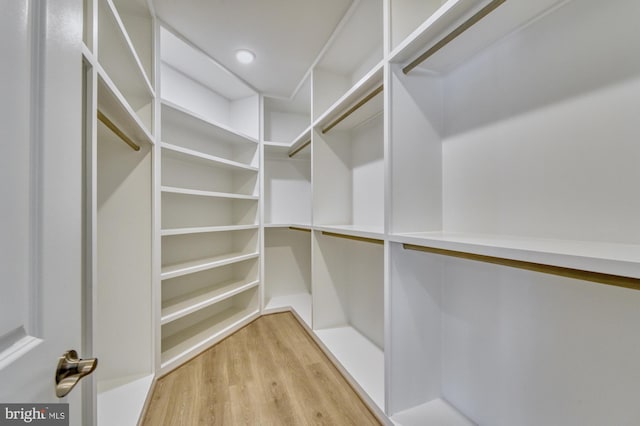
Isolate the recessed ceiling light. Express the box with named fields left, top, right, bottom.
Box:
left=236, top=49, right=255, bottom=64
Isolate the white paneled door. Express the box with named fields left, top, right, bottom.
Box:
left=0, top=0, right=85, bottom=424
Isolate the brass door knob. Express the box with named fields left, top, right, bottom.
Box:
left=55, top=350, right=98, bottom=397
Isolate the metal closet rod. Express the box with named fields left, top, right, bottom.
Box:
left=402, top=0, right=507, bottom=75
left=402, top=244, right=640, bottom=291
left=321, top=84, right=383, bottom=134
left=288, top=139, right=311, bottom=158
left=289, top=226, right=311, bottom=233
left=322, top=231, right=384, bottom=245
left=97, top=110, right=141, bottom=151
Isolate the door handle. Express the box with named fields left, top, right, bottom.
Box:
left=55, top=350, right=98, bottom=397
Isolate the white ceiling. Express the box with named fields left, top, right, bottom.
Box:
left=152, top=0, right=354, bottom=99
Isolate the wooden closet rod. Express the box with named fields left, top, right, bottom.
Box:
left=289, top=226, right=311, bottom=233
left=402, top=0, right=507, bottom=75
left=97, top=110, right=141, bottom=151
left=322, top=231, right=384, bottom=245
left=402, top=244, right=640, bottom=291
left=321, top=85, right=383, bottom=134
left=288, top=140, right=311, bottom=158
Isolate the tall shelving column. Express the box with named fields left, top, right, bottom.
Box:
left=83, top=0, right=156, bottom=424
left=309, top=0, right=387, bottom=420
left=262, top=76, right=313, bottom=327
left=158, top=27, right=261, bottom=374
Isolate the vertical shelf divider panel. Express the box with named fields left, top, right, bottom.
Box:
left=389, top=62, right=443, bottom=234
left=159, top=24, right=260, bottom=373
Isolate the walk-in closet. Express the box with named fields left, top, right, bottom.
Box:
left=57, top=0, right=640, bottom=424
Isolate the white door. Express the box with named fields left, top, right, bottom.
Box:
left=0, top=0, right=86, bottom=424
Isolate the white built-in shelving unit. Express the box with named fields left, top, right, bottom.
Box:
left=83, top=0, right=156, bottom=424
left=158, top=26, right=261, bottom=373
left=385, top=0, right=640, bottom=424
left=266, top=0, right=640, bottom=424
left=262, top=76, right=313, bottom=326
left=83, top=0, right=640, bottom=424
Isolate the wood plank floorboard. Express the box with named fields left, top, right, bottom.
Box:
left=142, top=312, right=381, bottom=425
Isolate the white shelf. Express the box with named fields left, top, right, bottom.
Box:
left=314, top=326, right=385, bottom=411
left=161, top=251, right=260, bottom=280
left=290, top=125, right=312, bottom=148
left=98, top=0, right=154, bottom=112
left=314, top=62, right=384, bottom=130
left=97, top=68, right=154, bottom=145
left=97, top=374, right=154, bottom=426
left=263, top=141, right=292, bottom=148
left=264, top=293, right=312, bottom=328
left=111, top=0, right=153, bottom=81
left=391, top=232, right=640, bottom=280
left=391, top=399, right=474, bottom=426
left=161, top=224, right=259, bottom=237
left=161, top=305, right=259, bottom=368
left=104, top=0, right=153, bottom=93
left=161, top=186, right=258, bottom=200
left=161, top=143, right=258, bottom=172
left=161, top=99, right=258, bottom=145
left=314, top=225, right=385, bottom=241
left=162, top=279, right=259, bottom=325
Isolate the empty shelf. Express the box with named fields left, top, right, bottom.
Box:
left=162, top=279, right=260, bottom=325
left=161, top=251, right=260, bottom=280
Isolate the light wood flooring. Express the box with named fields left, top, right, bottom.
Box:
left=142, top=312, right=381, bottom=425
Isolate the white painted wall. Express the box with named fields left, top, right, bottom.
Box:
left=264, top=228, right=311, bottom=300
left=96, top=125, right=152, bottom=387
left=441, top=0, right=640, bottom=244
left=161, top=63, right=231, bottom=126
left=351, top=115, right=384, bottom=229
left=441, top=255, right=640, bottom=425
left=264, top=155, right=311, bottom=225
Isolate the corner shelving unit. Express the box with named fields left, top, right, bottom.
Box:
left=158, top=25, right=260, bottom=373
left=262, top=78, right=313, bottom=327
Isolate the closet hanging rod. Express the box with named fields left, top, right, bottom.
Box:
left=402, top=0, right=507, bottom=75
left=322, top=231, right=384, bottom=245
left=97, top=110, right=141, bottom=151
left=288, top=140, right=311, bottom=158
left=321, top=85, right=383, bottom=134
left=289, top=226, right=311, bottom=233
left=402, top=244, right=640, bottom=291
